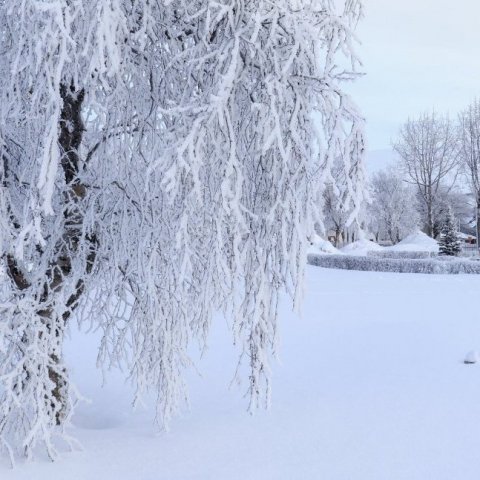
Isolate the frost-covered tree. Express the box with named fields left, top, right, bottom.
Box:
left=368, top=167, right=419, bottom=244
left=321, top=152, right=367, bottom=247
left=438, top=207, right=461, bottom=256
left=394, top=112, right=459, bottom=237
left=0, top=0, right=365, bottom=461
left=322, top=184, right=350, bottom=247
left=322, top=163, right=353, bottom=246
left=459, top=99, right=480, bottom=242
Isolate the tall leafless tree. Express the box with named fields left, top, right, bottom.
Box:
left=368, top=167, right=419, bottom=244
left=458, top=99, right=480, bottom=244
left=393, top=112, right=459, bottom=237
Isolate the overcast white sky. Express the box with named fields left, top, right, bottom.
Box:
left=349, top=0, right=480, bottom=151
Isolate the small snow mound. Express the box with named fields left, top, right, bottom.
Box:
left=308, top=235, right=339, bottom=255
left=340, top=239, right=383, bottom=256
left=390, top=230, right=439, bottom=253
left=464, top=351, right=479, bottom=365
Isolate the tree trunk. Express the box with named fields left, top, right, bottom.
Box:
left=335, top=228, right=341, bottom=247
left=46, top=83, right=89, bottom=424
left=426, top=200, right=434, bottom=238
left=476, top=193, right=480, bottom=254
left=5, top=84, right=94, bottom=426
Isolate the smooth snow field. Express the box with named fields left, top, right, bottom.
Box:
left=5, top=267, right=480, bottom=479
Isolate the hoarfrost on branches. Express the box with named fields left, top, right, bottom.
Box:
left=458, top=99, right=480, bottom=242
left=0, top=0, right=365, bottom=461
left=393, top=112, right=459, bottom=238
left=368, top=167, right=419, bottom=244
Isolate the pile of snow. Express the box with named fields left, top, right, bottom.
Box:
left=308, top=235, right=339, bottom=255
left=340, top=239, right=383, bottom=256
left=388, top=230, right=439, bottom=253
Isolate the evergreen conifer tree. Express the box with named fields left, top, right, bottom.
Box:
left=438, top=208, right=462, bottom=256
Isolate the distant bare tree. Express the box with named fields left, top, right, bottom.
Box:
left=393, top=112, right=459, bottom=237
left=368, top=167, right=419, bottom=244
left=323, top=184, right=350, bottom=247
left=322, top=156, right=366, bottom=247
left=458, top=99, right=480, bottom=242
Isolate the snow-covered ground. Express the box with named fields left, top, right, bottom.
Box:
left=5, top=267, right=480, bottom=479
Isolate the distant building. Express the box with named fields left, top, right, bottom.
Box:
left=457, top=232, right=477, bottom=245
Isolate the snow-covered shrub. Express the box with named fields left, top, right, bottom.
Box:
left=308, top=253, right=480, bottom=274
left=367, top=251, right=435, bottom=260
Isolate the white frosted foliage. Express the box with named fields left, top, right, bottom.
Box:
left=0, top=0, right=365, bottom=460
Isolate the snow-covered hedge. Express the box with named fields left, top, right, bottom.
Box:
left=367, top=251, right=436, bottom=260
left=308, top=253, right=480, bottom=274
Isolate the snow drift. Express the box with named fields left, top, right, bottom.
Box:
left=308, top=235, right=340, bottom=255
left=340, top=239, right=383, bottom=256
left=388, top=230, right=439, bottom=253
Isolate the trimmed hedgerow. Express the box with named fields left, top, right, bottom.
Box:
left=366, top=251, right=436, bottom=260
left=308, top=253, right=480, bottom=274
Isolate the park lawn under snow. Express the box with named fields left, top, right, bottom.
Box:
left=5, top=267, right=480, bottom=480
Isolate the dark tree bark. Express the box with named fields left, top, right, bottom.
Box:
left=4, top=83, right=96, bottom=425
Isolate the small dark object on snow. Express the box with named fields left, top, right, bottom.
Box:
left=464, top=351, right=479, bottom=364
